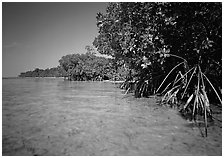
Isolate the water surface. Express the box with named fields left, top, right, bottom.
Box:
left=2, top=78, right=222, bottom=156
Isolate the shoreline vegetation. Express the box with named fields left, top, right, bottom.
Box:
left=15, top=77, right=125, bottom=84
left=18, top=2, right=221, bottom=139
left=19, top=50, right=128, bottom=82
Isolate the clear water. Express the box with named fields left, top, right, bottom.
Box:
left=2, top=78, right=222, bottom=156
left=2, top=78, right=121, bottom=108
left=2, top=78, right=128, bottom=155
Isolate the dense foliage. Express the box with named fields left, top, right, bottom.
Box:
left=93, top=2, right=221, bottom=98
left=58, top=46, right=128, bottom=81
left=93, top=2, right=221, bottom=136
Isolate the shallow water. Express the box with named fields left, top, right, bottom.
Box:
left=3, top=78, right=119, bottom=107
left=2, top=78, right=222, bottom=156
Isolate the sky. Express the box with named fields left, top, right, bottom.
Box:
left=2, top=2, right=108, bottom=77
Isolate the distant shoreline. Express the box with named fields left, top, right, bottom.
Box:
left=3, top=77, right=65, bottom=79
left=3, top=77, right=125, bottom=83
left=3, top=77, right=20, bottom=79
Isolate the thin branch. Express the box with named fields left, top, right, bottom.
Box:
left=181, top=66, right=197, bottom=99
left=202, top=73, right=222, bottom=104
left=168, top=54, right=187, bottom=63
left=173, top=66, right=195, bottom=86
left=173, top=72, right=181, bottom=86
left=161, top=82, right=172, bottom=94
left=125, top=87, right=131, bottom=95
left=156, top=62, right=185, bottom=93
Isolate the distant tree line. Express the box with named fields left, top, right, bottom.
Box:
left=19, top=46, right=128, bottom=81
left=19, top=67, right=63, bottom=78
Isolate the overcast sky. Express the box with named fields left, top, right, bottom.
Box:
left=2, top=2, right=108, bottom=77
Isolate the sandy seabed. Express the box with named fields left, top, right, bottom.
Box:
left=2, top=82, right=222, bottom=156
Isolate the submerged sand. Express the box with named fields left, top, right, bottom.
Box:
left=2, top=81, right=222, bottom=156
